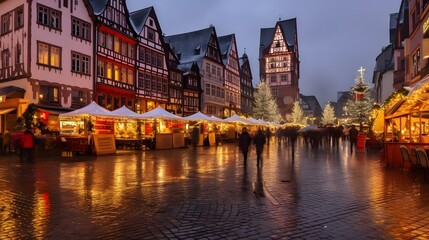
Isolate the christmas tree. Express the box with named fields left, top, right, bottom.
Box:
left=345, top=67, right=373, bottom=131
left=286, top=100, right=306, bottom=125
left=321, top=102, right=335, bottom=126
left=253, top=81, right=282, bottom=123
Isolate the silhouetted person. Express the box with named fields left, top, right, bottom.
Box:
left=191, top=127, right=199, bottom=147
left=265, top=128, right=271, bottom=145
left=238, top=127, right=252, bottom=164
left=287, top=127, right=299, bottom=160
left=253, top=129, right=266, bottom=167
left=349, top=125, right=359, bottom=153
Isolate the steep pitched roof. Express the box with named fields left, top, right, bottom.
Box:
left=165, top=27, right=216, bottom=69
left=129, top=7, right=152, bottom=34
left=87, top=0, right=110, bottom=15
left=259, top=18, right=297, bottom=59
left=218, top=34, right=234, bottom=65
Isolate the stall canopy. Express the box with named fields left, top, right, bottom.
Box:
left=59, top=101, right=118, bottom=118
left=183, top=111, right=213, bottom=122
left=111, top=105, right=141, bottom=119
left=224, top=114, right=250, bottom=124
left=140, top=106, right=183, bottom=120
left=209, top=115, right=225, bottom=123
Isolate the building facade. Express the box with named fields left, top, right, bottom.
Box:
left=218, top=34, right=241, bottom=117
left=259, top=18, right=300, bottom=119
left=239, top=53, right=254, bottom=117
left=166, top=26, right=225, bottom=117
left=0, top=0, right=94, bottom=131
left=130, top=7, right=169, bottom=113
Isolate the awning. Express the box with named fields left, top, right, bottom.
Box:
left=0, top=108, right=16, bottom=115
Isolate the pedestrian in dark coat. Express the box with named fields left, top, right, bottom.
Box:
left=238, top=127, right=251, bottom=164
left=191, top=127, right=199, bottom=147
left=349, top=125, right=359, bottom=153
left=253, top=129, right=266, bottom=167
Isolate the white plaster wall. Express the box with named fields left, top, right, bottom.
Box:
left=30, top=0, right=93, bottom=106
left=381, top=70, right=395, bottom=103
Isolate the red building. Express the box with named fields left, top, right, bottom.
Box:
left=88, top=0, right=136, bottom=110
left=259, top=18, right=300, bottom=119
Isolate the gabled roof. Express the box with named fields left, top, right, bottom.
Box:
left=0, top=86, right=25, bottom=98
left=165, top=26, right=221, bottom=69
left=87, top=0, right=110, bottom=15
left=129, top=7, right=152, bottom=34
left=218, top=34, right=234, bottom=65
left=259, top=18, right=297, bottom=59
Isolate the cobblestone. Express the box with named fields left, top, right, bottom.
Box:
left=1, top=139, right=429, bottom=239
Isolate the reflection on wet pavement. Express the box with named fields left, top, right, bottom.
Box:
left=1, top=139, right=429, bottom=239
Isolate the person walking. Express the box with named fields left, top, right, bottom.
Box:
left=349, top=125, right=359, bottom=153
left=2, top=128, right=11, bottom=154
left=238, top=127, right=251, bottom=165
left=20, top=130, right=35, bottom=162
left=191, top=126, right=199, bottom=147
left=253, top=129, right=266, bottom=167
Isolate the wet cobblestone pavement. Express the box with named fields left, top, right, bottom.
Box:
left=1, top=140, right=429, bottom=239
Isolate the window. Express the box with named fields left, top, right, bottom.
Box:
left=71, top=52, right=90, bottom=75
left=147, top=28, right=155, bottom=41
left=37, top=4, right=61, bottom=30
left=206, top=84, right=210, bottom=95
left=71, top=17, right=91, bottom=41
left=71, top=90, right=87, bottom=106
left=15, top=6, right=24, bottom=30
left=63, top=0, right=68, bottom=8
left=1, top=49, right=10, bottom=68
left=98, top=31, right=105, bottom=47
left=412, top=49, right=420, bottom=77
left=106, top=34, right=113, bottom=50
left=270, top=75, right=277, bottom=83
left=37, top=41, right=61, bottom=68
left=1, top=12, right=12, bottom=35
left=40, top=85, right=59, bottom=104
left=272, top=89, right=278, bottom=97
left=97, top=59, right=105, bottom=77
left=114, top=36, right=120, bottom=53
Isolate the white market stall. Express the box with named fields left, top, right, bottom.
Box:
left=58, top=101, right=120, bottom=155
left=140, top=106, right=185, bottom=149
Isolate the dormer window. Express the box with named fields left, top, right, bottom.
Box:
left=194, top=45, right=200, bottom=55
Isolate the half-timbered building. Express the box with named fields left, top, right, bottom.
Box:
left=259, top=18, right=300, bottom=119
left=218, top=34, right=241, bottom=117
left=130, top=6, right=169, bottom=113
left=0, top=0, right=94, bottom=131
left=88, top=0, right=136, bottom=110
left=164, top=44, right=184, bottom=116
left=239, top=53, right=254, bottom=116
left=179, top=62, right=202, bottom=117
left=165, top=26, right=225, bottom=117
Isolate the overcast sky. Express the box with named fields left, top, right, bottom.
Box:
left=127, top=0, right=400, bottom=106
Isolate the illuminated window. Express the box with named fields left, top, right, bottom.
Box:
left=37, top=41, right=61, bottom=68
left=40, top=85, right=59, bottom=104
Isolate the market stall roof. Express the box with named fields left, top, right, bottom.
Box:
left=224, top=114, right=250, bottom=124
left=140, top=106, right=184, bottom=120
left=111, top=105, right=141, bottom=119
left=209, top=115, right=225, bottom=123
left=247, top=117, right=265, bottom=125
left=59, top=101, right=118, bottom=118
left=183, top=111, right=212, bottom=122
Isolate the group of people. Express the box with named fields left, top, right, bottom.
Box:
left=238, top=128, right=266, bottom=167
left=1, top=128, right=35, bottom=162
